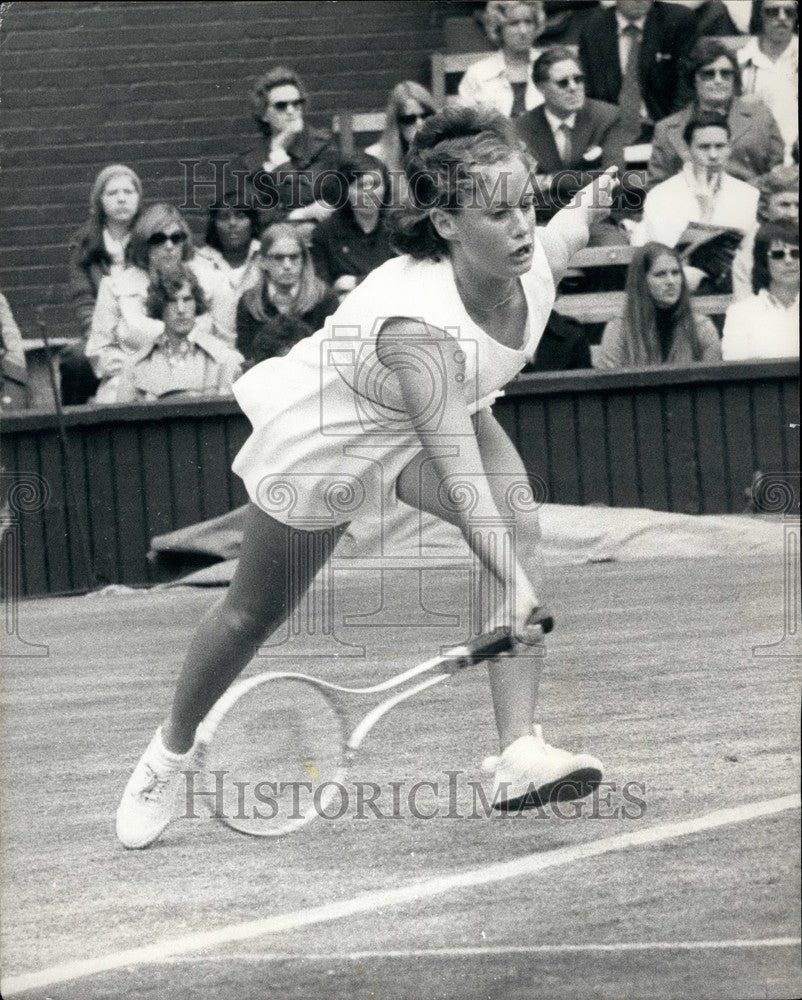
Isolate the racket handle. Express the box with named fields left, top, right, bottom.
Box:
left=444, top=608, right=554, bottom=670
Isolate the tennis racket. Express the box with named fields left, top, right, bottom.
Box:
left=196, top=609, right=553, bottom=837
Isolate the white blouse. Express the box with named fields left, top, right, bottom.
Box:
left=721, top=289, right=800, bottom=360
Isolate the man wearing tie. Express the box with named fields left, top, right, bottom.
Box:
left=515, top=46, right=625, bottom=213
left=578, top=0, right=697, bottom=142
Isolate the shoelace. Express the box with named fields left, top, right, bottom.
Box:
left=139, top=764, right=173, bottom=803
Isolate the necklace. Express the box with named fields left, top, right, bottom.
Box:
left=455, top=276, right=519, bottom=314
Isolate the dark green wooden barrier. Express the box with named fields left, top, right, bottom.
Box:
left=1, top=360, right=798, bottom=596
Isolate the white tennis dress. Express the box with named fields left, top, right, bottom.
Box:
left=232, top=241, right=556, bottom=528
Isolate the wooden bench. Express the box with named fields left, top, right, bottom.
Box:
left=332, top=112, right=386, bottom=157
left=554, top=292, right=732, bottom=325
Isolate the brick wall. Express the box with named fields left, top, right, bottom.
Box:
left=0, top=0, right=475, bottom=336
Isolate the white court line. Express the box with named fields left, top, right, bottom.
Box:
left=161, top=938, right=801, bottom=963
left=2, top=793, right=799, bottom=997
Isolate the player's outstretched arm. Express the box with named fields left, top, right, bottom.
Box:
left=539, top=166, right=618, bottom=285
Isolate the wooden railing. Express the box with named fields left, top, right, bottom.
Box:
left=2, top=359, right=798, bottom=596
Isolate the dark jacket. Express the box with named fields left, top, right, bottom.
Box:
left=647, top=96, right=785, bottom=187
left=578, top=2, right=697, bottom=125
left=515, top=98, right=625, bottom=176
left=692, top=0, right=739, bottom=38
left=238, top=126, right=341, bottom=227
left=235, top=287, right=339, bottom=363
left=310, top=212, right=396, bottom=285
left=67, top=223, right=113, bottom=338
left=527, top=312, right=592, bottom=373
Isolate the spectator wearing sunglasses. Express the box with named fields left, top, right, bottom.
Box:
left=722, top=219, right=799, bottom=359
left=648, top=39, right=784, bottom=188
left=458, top=1, right=547, bottom=118
left=365, top=81, right=438, bottom=207
left=738, top=0, right=798, bottom=157
left=86, top=204, right=233, bottom=403
left=235, top=223, right=338, bottom=366
left=310, top=154, right=397, bottom=299
left=731, top=163, right=798, bottom=299
left=515, top=47, right=625, bottom=212
left=238, top=67, right=340, bottom=240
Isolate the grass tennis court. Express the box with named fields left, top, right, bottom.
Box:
left=1, top=551, right=800, bottom=999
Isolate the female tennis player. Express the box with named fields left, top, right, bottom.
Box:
left=117, top=106, right=614, bottom=849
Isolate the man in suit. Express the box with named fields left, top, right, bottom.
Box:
left=516, top=47, right=628, bottom=236
left=578, top=0, right=697, bottom=142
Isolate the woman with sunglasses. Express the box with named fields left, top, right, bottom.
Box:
left=739, top=0, right=798, bottom=158
left=594, top=242, right=722, bottom=369
left=64, top=164, right=143, bottom=405
left=309, top=153, right=397, bottom=299
left=722, top=219, right=799, bottom=359
left=116, top=106, right=616, bottom=850
left=86, top=204, right=233, bottom=402
left=235, top=223, right=338, bottom=366
left=648, top=37, right=784, bottom=188
left=458, top=1, right=546, bottom=118
left=238, top=66, right=340, bottom=240
left=365, top=81, right=438, bottom=206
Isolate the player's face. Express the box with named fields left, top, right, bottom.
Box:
left=646, top=253, right=683, bottom=307
left=542, top=58, right=586, bottom=116
left=688, top=126, right=730, bottom=174
left=101, top=175, right=140, bottom=226
left=500, top=4, right=539, bottom=53
left=695, top=56, right=736, bottom=108
left=261, top=235, right=303, bottom=286
left=767, top=240, right=800, bottom=286
left=262, top=84, right=305, bottom=134
left=163, top=283, right=197, bottom=338
left=214, top=210, right=253, bottom=251
left=767, top=191, right=799, bottom=225
left=445, top=157, right=536, bottom=277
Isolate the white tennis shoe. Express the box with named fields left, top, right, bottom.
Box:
left=483, top=726, right=603, bottom=811
left=116, top=727, right=206, bottom=849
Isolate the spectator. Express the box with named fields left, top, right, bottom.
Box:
left=738, top=0, right=799, bottom=158
left=515, top=47, right=625, bottom=208
left=196, top=195, right=263, bottom=334
left=64, top=164, right=143, bottom=405
left=310, top=153, right=396, bottom=298
left=648, top=39, right=784, bottom=187
left=0, top=292, right=28, bottom=411
left=458, top=1, right=547, bottom=117
left=722, top=219, right=799, bottom=358
left=636, top=112, right=760, bottom=252
left=236, top=223, right=338, bottom=365
left=237, top=66, right=340, bottom=240
left=578, top=0, right=697, bottom=142
left=366, top=81, right=437, bottom=206
left=594, top=242, right=722, bottom=367
left=86, top=203, right=234, bottom=403
left=243, top=314, right=318, bottom=369
left=114, top=265, right=243, bottom=404
left=732, top=163, right=798, bottom=299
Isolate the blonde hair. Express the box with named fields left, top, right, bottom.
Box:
left=483, top=0, right=545, bottom=47
left=372, top=81, right=438, bottom=176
